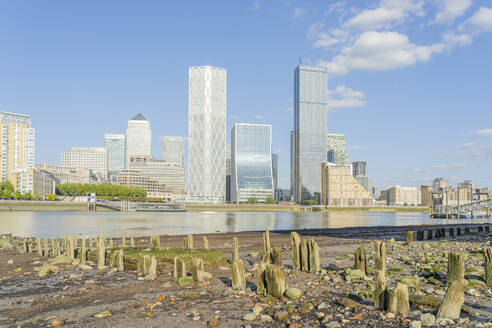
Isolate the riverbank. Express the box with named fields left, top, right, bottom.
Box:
left=1, top=223, right=490, bottom=327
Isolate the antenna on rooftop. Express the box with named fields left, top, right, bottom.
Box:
left=299, top=57, right=302, bottom=65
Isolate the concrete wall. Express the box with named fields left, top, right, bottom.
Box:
left=0, top=201, right=113, bottom=212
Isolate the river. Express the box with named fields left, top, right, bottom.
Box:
left=0, top=211, right=490, bottom=238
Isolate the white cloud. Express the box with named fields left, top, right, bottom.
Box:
left=441, top=144, right=492, bottom=158
left=432, top=0, right=471, bottom=25
left=254, top=114, right=264, bottom=120
left=292, top=8, right=306, bottom=19
left=467, top=6, right=492, bottom=31
left=319, top=31, right=444, bottom=75
left=328, top=85, right=366, bottom=109
left=469, top=128, right=492, bottom=136
left=456, top=142, right=475, bottom=148
left=314, top=33, right=340, bottom=49
left=343, top=0, right=425, bottom=31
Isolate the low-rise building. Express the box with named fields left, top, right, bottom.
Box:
left=35, top=164, right=98, bottom=185
left=420, top=185, right=432, bottom=207
left=61, top=147, right=108, bottom=178
left=115, top=169, right=175, bottom=201
left=386, top=186, right=421, bottom=206
left=9, top=168, right=56, bottom=197
left=321, top=163, right=374, bottom=206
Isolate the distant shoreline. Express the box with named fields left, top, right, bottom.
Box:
left=0, top=200, right=430, bottom=213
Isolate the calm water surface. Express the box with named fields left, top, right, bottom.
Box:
left=1, top=211, right=490, bottom=238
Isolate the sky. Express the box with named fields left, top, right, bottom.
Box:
left=1, top=0, right=492, bottom=190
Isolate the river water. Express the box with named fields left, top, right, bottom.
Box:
left=0, top=211, right=490, bottom=238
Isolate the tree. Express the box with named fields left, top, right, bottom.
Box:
left=265, top=196, right=276, bottom=204
left=247, top=197, right=258, bottom=204
left=13, top=191, right=21, bottom=200
left=33, top=193, right=40, bottom=200
left=46, top=194, right=57, bottom=201
left=22, top=192, right=32, bottom=200
left=302, top=200, right=317, bottom=206
left=0, top=181, right=14, bottom=193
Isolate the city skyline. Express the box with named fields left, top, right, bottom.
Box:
left=2, top=1, right=492, bottom=189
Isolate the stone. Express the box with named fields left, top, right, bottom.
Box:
left=420, top=313, right=435, bottom=327
left=35, top=264, right=59, bottom=277
left=284, top=287, right=302, bottom=299
left=260, top=314, right=272, bottom=322
left=409, top=321, right=422, bottom=328
left=252, top=305, right=263, bottom=316
left=400, top=275, right=420, bottom=288
left=436, top=318, right=453, bottom=326
left=326, top=322, right=340, bottom=328
left=299, top=302, right=314, bottom=313
left=465, top=288, right=480, bottom=297
left=242, top=312, right=256, bottom=321
left=7, top=259, right=13, bottom=264
left=344, top=269, right=365, bottom=281
left=78, top=264, right=93, bottom=270
left=94, top=311, right=112, bottom=318
left=51, top=256, right=72, bottom=265
left=51, top=320, right=63, bottom=327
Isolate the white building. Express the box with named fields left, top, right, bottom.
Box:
left=187, top=66, right=226, bottom=203
left=0, top=111, right=35, bottom=183
left=161, top=136, right=184, bottom=165
left=35, top=163, right=98, bottom=185
left=61, top=147, right=107, bottom=177
left=126, top=113, right=152, bottom=168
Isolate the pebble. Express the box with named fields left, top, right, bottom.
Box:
left=409, top=321, right=422, bottom=328
left=466, top=288, right=481, bottom=297
left=252, top=305, right=263, bottom=316
left=434, top=289, right=446, bottom=296
left=325, top=321, right=340, bottom=328
left=420, top=313, right=435, bottom=327
left=242, top=312, right=256, bottom=321
left=7, top=259, right=13, bottom=264
left=260, top=314, right=272, bottom=322
left=317, top=302, right=326, bottom=310
left=386, top=313, right=395, bottom=319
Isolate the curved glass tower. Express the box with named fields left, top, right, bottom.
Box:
left=187, top=66, right=226, bottom=203
left=231, top=123, right=274, bottom=203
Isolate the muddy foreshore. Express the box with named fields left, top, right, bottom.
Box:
left=1, top=223, right=491, bottom=328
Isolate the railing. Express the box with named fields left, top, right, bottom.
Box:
left=95, top=199, right=185, bottom=212
left=432, top=197, right=492, bottom=217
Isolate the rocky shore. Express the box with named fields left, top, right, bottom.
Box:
left=0, top=223, right=491, bottom=328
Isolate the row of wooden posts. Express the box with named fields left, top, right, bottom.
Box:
left=406, top=224, right=490, bottom=242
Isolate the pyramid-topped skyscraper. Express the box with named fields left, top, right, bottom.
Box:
left=126, top=113, right=152, bottom=167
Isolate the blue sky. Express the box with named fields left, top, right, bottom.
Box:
left=1, top=0, right=492, bottom=189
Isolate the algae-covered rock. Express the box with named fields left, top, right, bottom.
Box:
left=284, top=287, right=302, bottom=299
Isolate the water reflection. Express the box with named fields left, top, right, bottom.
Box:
left=0, top=211, right=489, bottom=238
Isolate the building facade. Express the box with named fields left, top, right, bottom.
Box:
left=292, top=65, right=328, bottom=203
left=10, top=168, right=56, bottom=197
left=115, top=169, right=173, bottom=200
left=0, top=112, right=35, bottom=183
left=352, top=161, right=366, bottom=177
left=326, top=133, right=348, bottom=166
left=128, top=155, right=185, bottom=198
left=231, top=124, right=274, bottom=203
left=105, top=134, right=126, bottom=177
left=226, top=143, right=231, bottom=203
left=187, top=66, right=226, bottom=203
left=161, top=136, right=184, bottom=165
left=321, top=163, right=374, bottom=206
left=126, top=113, right=152, bottom=168
left=35, top=163, right=98, bottom=185
left=386, top=186, right=421, bottom=206
left=61, top=147, right=107, bottom=177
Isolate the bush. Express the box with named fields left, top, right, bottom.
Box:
left=265, top=196, right=276, bottom=204
left=302, top=200, right=318, bottom=206
left=247, top=197, right=258, bottom=204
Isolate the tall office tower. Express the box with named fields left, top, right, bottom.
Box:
left=326, top=133, right=349, bottom=166
left=290, top=130, right=295, bottom=197
left=231, top=124, right=274, bottom=203
left=0, top=112, right=35, bottom=182
left=292, top=65, right=329, bottom=203
left=352, top=161, right=366, bottom=177
left=105, top=134, right=126, bottom=177
left=226, top=143, right=231, bottom=203
left=61, top=147, right=108, bottom=177
left=187, top=66, right=227, bottom=203
left=126, top=113, right=152, bottom=167
left=161, top=136, right=184, bottom=165
left=271, top=153, right=278, bottom=190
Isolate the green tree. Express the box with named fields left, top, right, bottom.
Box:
left=247, top=197, right=258, bottom=204
left=13, top=191, right=21, bottom=200
left=0, top=181, right=14, bottom=193
left=47, top=194, right=57, bottom=201
left=302, top=200, right=317, bottom=206
left=22, top=192, right=32, bottom=200
left=265, top=196, right=276, bottom=204
left=33, top=193, right=40, bottom=200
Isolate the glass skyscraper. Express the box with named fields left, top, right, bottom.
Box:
left=231, top=123, right=274, bottom=203
left=105, top=134, right=126, bottom=176
left=187, top=66, right=226, bottom=203
left=126, top=113, right=152, bottom=168
left=327, top=133, right=349, bottom=166
left=292, top=65, right=329, bottom=203
left=161, top=136, right=184, bottom=165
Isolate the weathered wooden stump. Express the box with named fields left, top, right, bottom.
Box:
left=309, top=239, right=320, bottom=273
left=36, top=238, right=42, bottom=257
left=80, top=237, right=86, bottom=264
left=203, top=236, right=209, bottom=250
left=406, top=231, right=415, bottom=242
left=150, top=236, right=160, bottom=249
left=256, top=262, right=268, bottom=295
left=300, top=239, right=309, bottom=272
left=43, top=239, right=49, bottom=258
left=375, top=241, right=386, bottom=272
left=385, top=282, right=410, bottom=318
left=67, top=236, right=74, bottom=260
left=97, top=236, right=106, bottom=269
left=374, top=269, right=386, bottom=309
left=264, top=264, right=288, bottom=298
left=231, top=237, right=239, bottom=263
left=272, top=247, right=282, bottom=266
left=231, top=259, right=246, bottom=290
left=184, top=235, right=193, bottom=250
left=121, top=235, right=126, bottom=247
left=291, top=232, right=301, bottom=270
left=191, top=258, right=204, bottom=283
left=484, top=248, right=492, bottom=289
left=145, top=256, right=157, bottom=280
left=130, top=235, right=135, bottom=247
left=116, top=250, right=124, bottom=271
left=354, top=246, right=367, bottom=275
left=437, top=251, right=468, bottom=319
left=174, top=257, right=186, bottom=279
